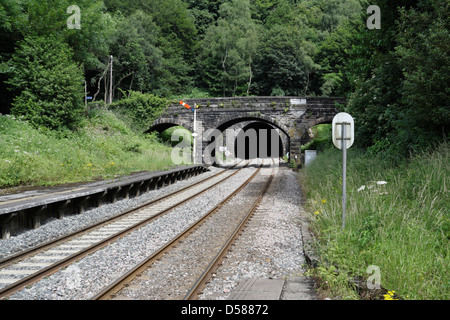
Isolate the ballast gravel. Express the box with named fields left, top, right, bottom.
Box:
left=114, top=162, right=272, bottom=299
left=198, top=165, right=306, bottom=300
left=5, top=161, right=260, bottom=300
left=1, top=160, right=309, bottom=300
left=0, top=166, right=224, bottom=260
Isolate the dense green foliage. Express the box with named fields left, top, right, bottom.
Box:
left=109, top=91, right=168, bottom=131
left=6, top=35, right=85, bottom=130
left=300, top=144, right=449, bottom=299
left=0, top=0, right=448, bottom=300
left=0, top=110, right=174, bottom=188
left=346, top=0, right=449, bottom=158
left=301, top=124, right=332, bottom=152
left=0, top=0, right=448, bottom=155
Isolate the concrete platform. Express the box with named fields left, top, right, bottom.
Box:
left=0, top=165, right=208, bottom=239
left=227, top=279, right=284, bottom=300
left=281, top=277, right=317, bottom=300
left=227, top=277, right=317, bottom=300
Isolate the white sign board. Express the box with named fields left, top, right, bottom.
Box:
left=290, top=98, right=307, bottom=105
left=332, top=113, right=354, bottom=149
left=332, top=112, right=354, bottom=229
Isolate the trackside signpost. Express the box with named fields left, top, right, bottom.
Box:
left=332, top=112, right=354, bottom=229
left=180, top=101, right=199, bottom=164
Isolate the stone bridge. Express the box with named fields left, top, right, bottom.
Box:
left=149, top=97, right=345, bottom=165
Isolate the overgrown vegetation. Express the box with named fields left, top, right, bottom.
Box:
left=109, top=91, right=169, bottom=132
left=0, top=109, right=174, bottom=189
left=299, top=144, right=449, bottom=299
left=346, top=0, right=449, bottom=158
left=1, top=0, right=447, bottom=158
left=6, top=35, right=85, bottom=130
left=301, top=124, right=332, bottom=152
left=160, top=126, right=193, bottom=148
left=0, top=0, right=448, bottom=300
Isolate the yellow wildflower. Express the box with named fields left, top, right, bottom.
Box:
left=321, top=199, right=327, bottom=204
left=383, top=290, right=398, bottom=300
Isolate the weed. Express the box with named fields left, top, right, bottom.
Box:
left=0, top=111, right=175, bottom=188
left=299, top=144, right=449, bottom=299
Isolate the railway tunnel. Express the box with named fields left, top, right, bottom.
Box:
left=148, top=116, right=289, bottom=165
left=233, top=122, right=284, bottom=160
left=204, top=117, right=289, bottom=165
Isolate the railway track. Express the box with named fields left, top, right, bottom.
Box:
left=93, top=159, right=275, bottom=300
left=0, top=160, right=252, bottom=299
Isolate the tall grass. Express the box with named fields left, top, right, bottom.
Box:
left=0, top=110, right=175, bottom=189
left=299, top=143, right=449, bottom=299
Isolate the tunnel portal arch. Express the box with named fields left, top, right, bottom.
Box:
left=205, top=115, right=290, bottom=163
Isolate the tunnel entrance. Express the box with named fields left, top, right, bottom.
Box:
left=234, top=122, right=283, bottom=160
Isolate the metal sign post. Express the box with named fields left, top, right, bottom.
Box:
left=341, top=122, right=348, bottom=229
left=179, top=101, right=198, bottom=164
left=193, top=105, right=197, bottom=164
left=332, top=113, right=354, bottom=230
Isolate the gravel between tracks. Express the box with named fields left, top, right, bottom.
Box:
left=113, top=161, right=272, bottom=299
left=0, top=166, right=224, bottom=260
left=199, top=165, right=305, bottom=300
left=2, top=160, right=308, bottom=300
left=5, top=161, right=260, bottom=299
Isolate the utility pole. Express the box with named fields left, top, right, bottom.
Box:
left=84, top=81, right=88, bottom=115
left=109, top=55, right=113, bottom=104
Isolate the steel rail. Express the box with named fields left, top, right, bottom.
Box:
left=184, top=159, right=275, bottom=300
left=92, top=160, right=265, bottom=300
left=0, top=163, right=241, bottom=269
left=0, top=160, right=248, bottom=299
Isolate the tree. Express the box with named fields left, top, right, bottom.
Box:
left=135, top=0, right=198, bottom=96
left=198, top=0, right=260, bottom=96
left=317, top=0, right=361, bottom=33
left=6, top=35, right=85, bottom=130
left=252, top=24, right=319, bottom=96
left=184, top=0, right=224, bottom=37
left=0, top=0, right=26, bottom=114
left=2, top=0, right=113, bottom=107
left=394, top=0, right=450, bottom=152
left=346, top=0, right=449, bottom=157
left=345, top=1, right=406, bottom=151
left=109, top=11, right=163, bottom=97
left=14, top=0, right=111, bottom=70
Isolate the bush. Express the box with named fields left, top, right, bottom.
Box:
left=300, top=144, right=449, bottom=299
left=0, top=110, right=174, bottom=188
left=160, top=126, right=192, bottom=147
left=301, top=124, right=332, bottom=152
left=6, top=35, right=85, bottom=130
left=110, top=91, right=169, bottom=132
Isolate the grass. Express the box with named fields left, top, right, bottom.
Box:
left=299, top=143, right=449, bottom=300
left=0, top=109, right=176, bottom=189
left=301, top=124, right=332, bottom=152
left=160, top=126, right=193, bottom=147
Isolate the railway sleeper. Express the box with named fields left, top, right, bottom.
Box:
left=0, top=165, right=209, bottom=239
